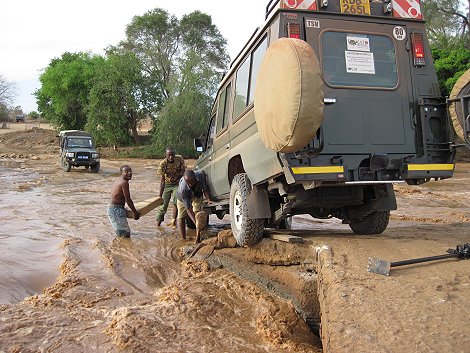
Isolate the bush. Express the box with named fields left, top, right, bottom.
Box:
left=432, top=45, right=470, bottom=96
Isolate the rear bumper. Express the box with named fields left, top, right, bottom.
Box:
left=399, top=163, right=454, bottom=179
left=286, top=163, right=454, bottom=185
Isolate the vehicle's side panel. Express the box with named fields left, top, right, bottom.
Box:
left=211, top=129, right=231, bottom=196
left=229, top=109, right=283, bottom=186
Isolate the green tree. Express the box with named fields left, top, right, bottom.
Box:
left=122, top=9, right=229, bottom=154
left=28, top=111, right=41, bottom=120
left=86, top=51, right=155, bottom=146
left=423, top=0, right=469, bottom=49
left=432, top=45, right=470, bottom=96
left=153, top=91, right=212, bottom=156
left=36, top=52, right=104, bottom=130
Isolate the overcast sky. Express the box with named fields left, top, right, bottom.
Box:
left=0, top=0, right=269, bottom=112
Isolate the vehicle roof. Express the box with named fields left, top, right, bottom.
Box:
left=59, top=130, right=93, bottom=138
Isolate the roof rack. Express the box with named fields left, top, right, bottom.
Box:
left=266, top=0, right=280, bottom=19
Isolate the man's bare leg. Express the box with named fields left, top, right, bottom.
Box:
left=170, top=205, right=177, bottom=226
left=178, top=218, right=186, bottom=240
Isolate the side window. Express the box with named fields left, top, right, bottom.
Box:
left=233, top=58, right=250, bottom=119
left=216, top=83, right=232, bottom=133
left=233, top=35, right=268, bottom=120
left=206, top=115, right=216, bottom=150
left=249, top=36, right=268, bottom=104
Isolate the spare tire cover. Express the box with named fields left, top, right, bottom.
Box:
left=254, top=38, right=324, bottom=153
left=449, top=68, right=470, bottom=140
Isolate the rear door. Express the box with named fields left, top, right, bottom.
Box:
left=305, top=18, right=416, bottom=155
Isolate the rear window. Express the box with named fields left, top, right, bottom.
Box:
left=321, top=31, right=398, bottom=89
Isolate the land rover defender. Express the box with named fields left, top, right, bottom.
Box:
left=194, top=0, right=469, bottom=246
left=59, top=130, right=100, bottom=173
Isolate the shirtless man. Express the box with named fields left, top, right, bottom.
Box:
left=107, top=165, right=140, bottom=238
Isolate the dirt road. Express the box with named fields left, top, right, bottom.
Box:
left=0, top=127, right=469, bottom=353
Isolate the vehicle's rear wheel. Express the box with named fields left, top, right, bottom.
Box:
left=349, top=211, right=390, bottom=235
left=91, top=163, right=100, bottom=173
left=230, top=173, right=265, bottom=246
left=63, top=160, right=71, bottom=172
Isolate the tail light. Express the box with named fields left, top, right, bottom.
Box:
left=287, top=22, right=301, bottom=39
left=411, top=33, right=426, bottom=67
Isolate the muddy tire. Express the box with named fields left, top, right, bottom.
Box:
left=90, top=163, right=100, bottom=173
left=230, top=173, right=265, bottom=246
left=63, top=160, right=71, bottom=172
left=449, top=68, right=470, bottom=140
left=349, top=211, right=390, bottom=235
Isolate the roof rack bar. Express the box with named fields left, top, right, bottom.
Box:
left=266, top=0, right=280, bottom=19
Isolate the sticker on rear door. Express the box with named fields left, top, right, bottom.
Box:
left=393, top=26, right=406, bottom=40
left=306, top=19, right=320, bottom=28
left=345, top=51, right=376, bottom=74
left=346, top=36, right=370, bottom=52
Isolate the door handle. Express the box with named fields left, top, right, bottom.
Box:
left=324, top=98, right=336, bottom=104
left=226, top=143, right=230, bottom=150
left=209, top=157, right=212, bottom=161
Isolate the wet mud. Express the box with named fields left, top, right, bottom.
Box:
left=0, top=137, right=321, bottom=352
left=1, top=128, right=469, bottom=353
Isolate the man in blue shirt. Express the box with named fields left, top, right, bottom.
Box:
left=176, top=169, right=211, bottom=243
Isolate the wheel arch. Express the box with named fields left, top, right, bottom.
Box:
left=228, top=155, right=246, bottom=186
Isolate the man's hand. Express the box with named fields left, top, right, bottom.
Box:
left=134, top=211, right=141, bottom=220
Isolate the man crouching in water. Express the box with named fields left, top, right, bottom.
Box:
left=176, top=169, right=211, bottom=243
left=107, top=165, right=140, bottom=238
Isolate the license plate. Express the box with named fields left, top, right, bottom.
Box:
left=77, top=155, right=88, bottom=159
left=340, top=0, right=371, bottom=15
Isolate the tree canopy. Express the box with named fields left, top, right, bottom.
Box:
left=34, top=8, right=228, bottom=155
left=36, top=52, right=103, bottom=130
left=86, top=51, right=155, bottom=146
left=423, top=0, right=469, bottom=49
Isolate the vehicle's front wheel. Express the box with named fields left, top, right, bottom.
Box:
left=90, top=163, right=100, bottom=173
left=230, top=173, right=264, bottom=246
left=349, top=211, right=390, bottom=235
left=63, top=160, right=71, bottom=172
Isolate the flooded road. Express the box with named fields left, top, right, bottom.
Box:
left=0, top=156, right=320, bottom=352
left=1, top=127, right=469, bottom=353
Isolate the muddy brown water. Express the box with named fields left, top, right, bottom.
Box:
left=0, top=157, right=321, bottom=352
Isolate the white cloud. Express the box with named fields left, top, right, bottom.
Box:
left=0, top=0, right=268, bottom=112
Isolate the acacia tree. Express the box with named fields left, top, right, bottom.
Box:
left=36, top=52, right=104, bottom=130
left=423, top=0, right=469, bottom=48
left=86, top=51, right=156, bottom=145
left=0, top=74, right=16, bottom=108
left=122, top=9, right=229, bottom=154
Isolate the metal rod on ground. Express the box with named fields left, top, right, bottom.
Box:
left=368, top=243, right=470, bottom=276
